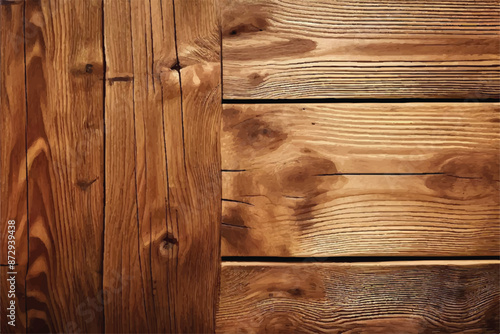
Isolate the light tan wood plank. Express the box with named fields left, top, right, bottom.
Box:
left=0, top=2, right=28, bottom=332
left=104, top=0, right=221, bottom=332
left=222, top=103, right=500, bottom=256
left=221, top=0, right=500, bottom=99
left=217, top=261, right=500, bottom=333
left=25, top=0, right=104, bottom=332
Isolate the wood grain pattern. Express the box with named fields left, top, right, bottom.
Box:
left=103, top=0, right=167, bottom=331
left=221, top=0, right=500, bottom=99
left=222, top=103, right=500, bottom=256
left=103, top=0, right=221, bottom=332
left=164, top=1, right=221, bottom=331
left=25, top=0, right=104, bottom=332
left=217, top=261, right=500, bottom=333
left=0, top=2, right=28, bottom=332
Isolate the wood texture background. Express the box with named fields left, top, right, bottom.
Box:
left=221, top=103, right=500, bottom=257
left=1, top=0, right=499, bottom=333
left=217, top=261, right=500, bottom=333
left=221, top=0, right=500, bottom=99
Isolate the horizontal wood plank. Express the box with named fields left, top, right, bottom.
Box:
left=221, top=103, right=500, bottom=256
left=221, top=0, right=500, bottom=99
left=217, top=261, right=500, bottom=333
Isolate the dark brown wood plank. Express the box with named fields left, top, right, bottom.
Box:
left=0, top=1, right=27, bottom=332
left=222, top=103, right=500, bottom=256
left=25, top=0, right=104, bottom=332
left=217, top=261, right=500, bottom=333
left=221, top=0, right=500, bottom=99
left=103, top=0, right=221, bottom=332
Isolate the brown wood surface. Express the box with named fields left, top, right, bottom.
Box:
left=221, top=0, right=500, bottom=99
left=222, top=103, right=500, bottom=256
left=217, top=261, right=500, bottom=333
left=1, top=0, right=499, bottom=332
left=103, top=0, right=221, bottom=332
left=25, top=0, right=104, bottom=332
left=1, top=2, right=28, bottom=332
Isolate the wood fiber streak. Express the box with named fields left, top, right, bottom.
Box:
left=217, top=261, right=500, bottom=334
left=0, top=2, right=27, bottom=332
left=221, top=103, right=500, bottom=256
left=103, top=0, right=221, bottom=332
left=25, top=0, right=104, bottom=332
left=221, top=0, right=500, bottom=99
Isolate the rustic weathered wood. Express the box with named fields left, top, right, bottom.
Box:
left=1, top=0, right=496, bottom=331
left=25, top=0, right=104, bottom=332
left=217, top=261, right=500, bottom=333
left=0, top=2, right=28, bottom=332
left=221, top=0, right=500, bottom=99
left=222, top=103, right=500, bottom=256
left=103, top=0, right=221, bottom=332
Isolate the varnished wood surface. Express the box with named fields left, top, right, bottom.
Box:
left=217, top=261, right=500, bottom=333
left=25, top=0, right=104, bottom=332
left=221, top=0, right=500, bottom=99
left=0, top=2, right=28, bottom=332
left=104, top=0, right=221, bottom=332
left=222, top=103, right=500, bottom=256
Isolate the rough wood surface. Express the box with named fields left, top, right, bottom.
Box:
left=103, top=0, right=221, bottom=332
left=221, top=0, right=500, bottom=99
left=0, top=2, right=28, bottom=332
left=25, top=0, right=104, bottom=332
left=217, top=261, right=500, bottom=333
left=222, top=103, right=500, bottom=256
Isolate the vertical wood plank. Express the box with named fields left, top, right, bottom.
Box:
left=0, top=1, right=28, bottom=332
left=24, top=0, right=104, bottom=332
left=103, top=0, right=221, bottom=332
left=103, top=0, right=169, bottom=331
left=102, top=0, right=144, bottom=331
left=168, top=0, right=221, bottom=331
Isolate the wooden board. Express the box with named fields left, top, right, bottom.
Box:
left=103, top=0, right=221, bottom=332
left=103, top=0, right=149, bottom=331
left=0, top=2, right=28, bottom=332
left=25, top=0, right=104, bottom=332
left=221, top=0, right=500, bottom=99
left=217, top=261, right=500, bottom=333
left=221, top=103, right=500, bottom=256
